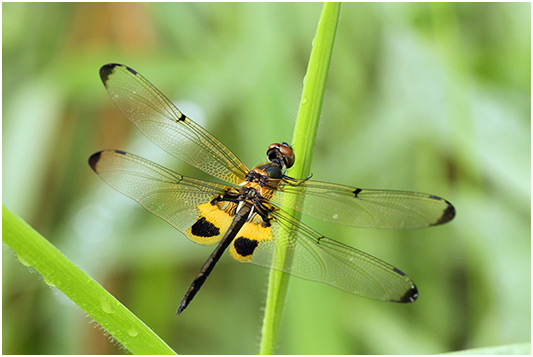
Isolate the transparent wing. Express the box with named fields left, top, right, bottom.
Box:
left=272, top=180, right=455, bottom=229
left=99, top=63, right=249, bottom=185
left=89, top=150, right=232, bottom=236
left=249, top=207, right=418, bottom=303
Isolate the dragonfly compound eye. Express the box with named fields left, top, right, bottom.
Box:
left=267, top=142, right=295, bottom=168
left=278, top=142, right=295, bottom=168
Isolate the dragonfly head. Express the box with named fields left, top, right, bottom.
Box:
left=267, top=142, right=295, bottom=169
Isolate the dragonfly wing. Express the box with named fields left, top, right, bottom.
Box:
left=245, top=207, right=417, bottom=302
left=99, top=64, right=249, bottom=185
left=89, top=150, right=236, bottom=245
left=272, top=180, right=455, bottom=229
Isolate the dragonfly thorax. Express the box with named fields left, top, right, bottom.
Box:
left=212, top=185, right=274, bottom=228
left=253, top=163, right=283, bottom=180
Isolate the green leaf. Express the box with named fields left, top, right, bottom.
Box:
left=2, top=205, right=176, bottom=355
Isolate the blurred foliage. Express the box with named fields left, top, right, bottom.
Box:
left=2, top=2, right=530, bottom=354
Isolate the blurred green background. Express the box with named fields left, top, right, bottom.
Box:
left=2, top=2, right=530, bottom=354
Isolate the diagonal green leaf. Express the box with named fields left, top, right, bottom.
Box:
left=2, top=205, right=177, bottom=355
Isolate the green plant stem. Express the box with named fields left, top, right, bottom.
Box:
left=259, top=3, right=340, bottom=354
left=2, top=205, right=176, bottom=355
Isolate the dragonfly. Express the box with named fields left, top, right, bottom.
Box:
left=89, top=63, right=455, bottom=315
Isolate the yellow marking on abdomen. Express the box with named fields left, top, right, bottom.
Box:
left=185, top=202, right=234, bottom=245
left=229, top=219, right=273, bottom=263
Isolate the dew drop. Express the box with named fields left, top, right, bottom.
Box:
left=301, top=97, right=308, bottom=105
left=101, top=300, right=113, bottom=314
left=18, top=256, right=31, bottom=267
left=43, top=277, right=56, bottom=287
left=332, top=214, right=338, bottom=220
left=127, top=328, right=139, bottom=337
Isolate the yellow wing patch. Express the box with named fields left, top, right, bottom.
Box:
left=229, top=220, right=273, bottom=263
left=185, top=202, right=233, bottom=245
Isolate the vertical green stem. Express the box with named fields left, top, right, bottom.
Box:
left=259, top=3, right=340, bottom=354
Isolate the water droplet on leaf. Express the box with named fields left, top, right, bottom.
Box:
left=127, top=328, right=139, bottom=337
left=101, top=300, right=113, bottom=314
left=18, top=256, right=31, bottom=267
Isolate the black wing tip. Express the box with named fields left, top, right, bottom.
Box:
left=431, top=198, right=456, bottom=226
left=100, top=63, right=119, bottom=83
left=89, top=150, right=127, bottom=171
left=398, top=285, right=418, bottom=303
left=88, top=151, right=103, bottom=171
left=100, top=63, right=137, bottom=84
left=391, top=267, right=418, bottom=303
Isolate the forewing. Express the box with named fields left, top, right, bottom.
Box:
left=89, top=150, right=232, bottom=241
left=99, top=64, right=249, bottom=185
left=272, top=180, right=455, bottom=229
left=247, top=207, right=418, bottom=302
